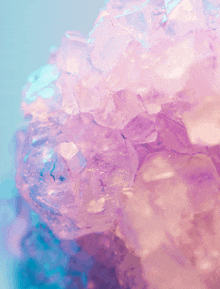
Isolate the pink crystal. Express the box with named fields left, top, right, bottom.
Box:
left=16, top=0, right=220, bottom=288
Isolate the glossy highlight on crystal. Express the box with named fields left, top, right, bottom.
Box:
left=15, top=0, right=220, bottom=288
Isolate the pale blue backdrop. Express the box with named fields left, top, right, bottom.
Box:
left=0, top=0, right=105, bottom=288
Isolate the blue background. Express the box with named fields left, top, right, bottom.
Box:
left=0, top=0, right=105, bottom=288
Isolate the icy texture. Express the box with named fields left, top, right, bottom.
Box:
left=16, top=113, right=138, bottom=239
left=15, top=0, right=220, bottom=288
left=17, top=223, right=70, bottom=289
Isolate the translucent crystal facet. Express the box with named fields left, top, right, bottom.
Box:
left=15, top=0, right=220, bottom=288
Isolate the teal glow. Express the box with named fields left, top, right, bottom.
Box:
left=162, top=14, right=168, bottom=23
left=26, top=94, right=37, bottom=102
left=39, top=87, right=55, bottom=99
left=42, top=149, right=54, bottom=163
left=23, top=155, right=28, bottom=162
left=30, top=210, right=40, bottom=226
left=88, top=17, right=104, bottom=38
left=26, top=65, right=59, bottom=101
left=23, top=150, right=30, bottom=162
left=87, top=38, right=95, bottom=44
left=49, top=46, right=58, bottom=53
left=81, top=272, right=87, bottom=286
left=165, top=0, right=182, bottom=15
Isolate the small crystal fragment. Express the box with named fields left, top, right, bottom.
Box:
left=58, top=142, right=79, bottom=160
left=87, top=197, right=106, bottom=214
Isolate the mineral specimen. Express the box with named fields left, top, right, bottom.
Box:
left=15, top=0, right=220, bottom=288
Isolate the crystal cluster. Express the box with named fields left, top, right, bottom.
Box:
left=15, top=0, right=220, bottom=288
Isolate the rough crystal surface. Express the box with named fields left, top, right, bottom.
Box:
left=16, top=113, right=138, bottom=239
left=15, top=0, right=220, bottom=288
